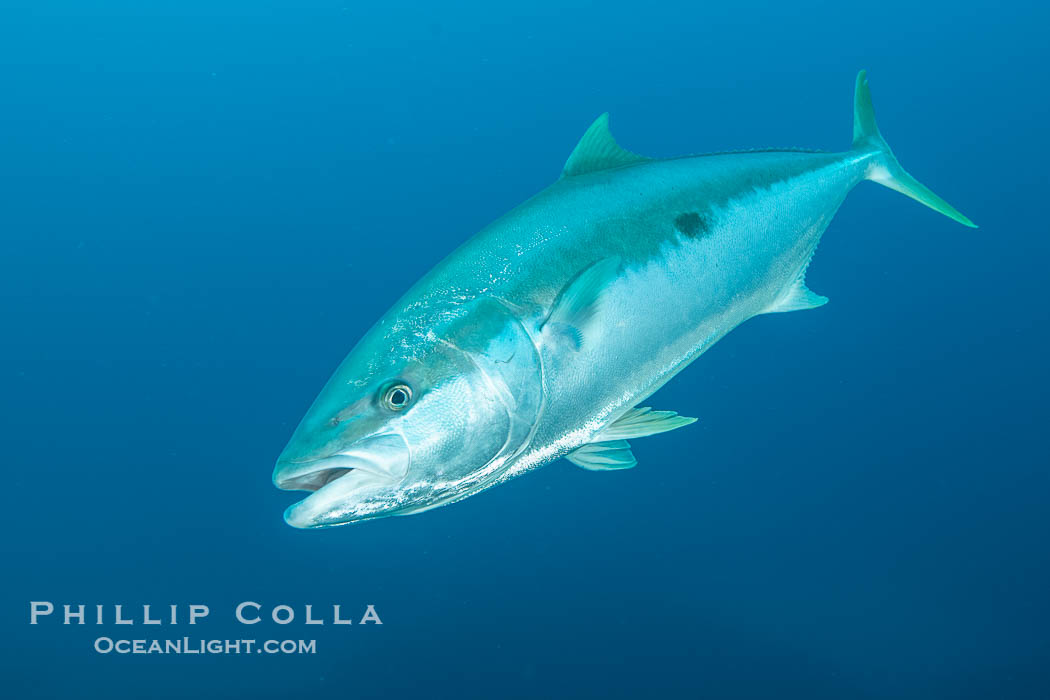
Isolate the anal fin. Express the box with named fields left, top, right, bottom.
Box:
left=764, top=260, right=828, bottom=314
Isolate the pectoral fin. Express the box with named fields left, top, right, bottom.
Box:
left=566, top=440, right=637, bottom=471
left=596, top=406, right=697, bottom=441
left=540, top=257, right=621, bottom=350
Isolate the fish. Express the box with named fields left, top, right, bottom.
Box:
left=272, top=71, right=975, bottom=528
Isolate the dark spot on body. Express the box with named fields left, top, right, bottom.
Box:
left=674, top=211, right=709, bottom=238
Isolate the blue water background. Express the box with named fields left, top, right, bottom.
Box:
left=2, top=1, right=1048, bottom=698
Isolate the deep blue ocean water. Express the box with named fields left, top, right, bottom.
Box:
left=2, top=2, right=1048, bottom=698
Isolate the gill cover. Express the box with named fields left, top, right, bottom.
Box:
left=444, top=297, right=544, bottom=475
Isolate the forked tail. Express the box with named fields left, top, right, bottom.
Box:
left=852, top=70, right=977, bottom=228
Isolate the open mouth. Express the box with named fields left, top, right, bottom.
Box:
left=273, top=432, right=411, bottom=492
left=272, top=433, right=412, bottom=528
left=273, top=449, right=404, bottom=494
left=275, top=464, right=355, bottom=492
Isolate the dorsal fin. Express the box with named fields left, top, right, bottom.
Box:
left=562, top=113, right=650, bottom=177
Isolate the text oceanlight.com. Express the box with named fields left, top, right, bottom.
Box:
left=28, top=601, right=383, bottom=656
left=93, top=637, right=317, bottom=655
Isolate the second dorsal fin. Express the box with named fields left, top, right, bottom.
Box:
left=562, top=113, right=650, bottom=177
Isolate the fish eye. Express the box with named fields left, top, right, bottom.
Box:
left=381, top=383, right=413, bottom=411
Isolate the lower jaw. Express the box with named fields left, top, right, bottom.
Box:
left=282, top=469, right=397, bottom=529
